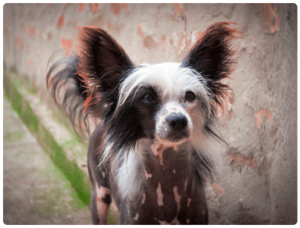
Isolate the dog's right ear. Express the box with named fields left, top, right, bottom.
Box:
left=76, top=26, right=134, bottom=115
left=182, top=22, right=242, bottom=106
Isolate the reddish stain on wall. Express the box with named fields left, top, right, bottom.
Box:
left=90, top=3, right=98, bottom=13
left=255, top=4, right=280, bottom=34
left=110, top=3, right=128, bottom=15
left=173, top=3, right=183, bottom=16
left=159, top=35, right=171, bottom=53
left=144, top=36, right=157, bottom=49
left=47, top=32, right=52, bottom=40
left=61, top=38, right=72, bottom=55
left=57, top=15, right=64, bottom=29
left=228, top=152, right=257, bottom=170
left=78, top=3, right=84, bottom=12
left=29, top=59, right=34, bottom=66
left=255, top=109, right=272, bottom=131
left=27, top=25, right=36, bottom=37
left=123, top=3, right=129, bottom=10
left=111, top=3, right=121, bottom=14
left=137, top=24, right=143, bottom=38
left=15, top=36, right=20, bottom=47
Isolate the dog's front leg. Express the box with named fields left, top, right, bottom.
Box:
left=88, top=160, right=111, bottom=224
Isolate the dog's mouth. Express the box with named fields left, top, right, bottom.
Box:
left=155, top=130, right=190, bottom=144
left=155, top=138, right=189, bottom=149
left=154, top=129, right=191, bottom=147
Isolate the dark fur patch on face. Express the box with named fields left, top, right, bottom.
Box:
left=106, top=85, right=161, bottom=153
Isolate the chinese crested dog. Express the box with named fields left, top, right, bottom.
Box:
left=47, top=22, right=241, bottom=224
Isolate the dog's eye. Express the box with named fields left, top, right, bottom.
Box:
left=185, top=91, right=195, bottom=102
left=142, top=93, right=154, bottom=103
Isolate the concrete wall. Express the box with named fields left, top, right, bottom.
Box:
left=3, top=3, right=297, bottom=224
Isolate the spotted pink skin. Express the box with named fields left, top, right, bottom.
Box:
left=126, top=146, right=208, bottom=224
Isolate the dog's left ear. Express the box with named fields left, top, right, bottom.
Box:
left=76, top=26, right=134, bottom=117
left=77, top=26, right=134, bottom=92
left=182, top=22, right=242, bottom=105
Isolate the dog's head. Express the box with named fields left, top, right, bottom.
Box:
left=76, top=22, right=242, bottom=151
left=116, top=62, right=209, bottom=147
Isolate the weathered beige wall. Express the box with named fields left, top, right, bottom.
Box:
left=3, top=3, right=297, bottom=224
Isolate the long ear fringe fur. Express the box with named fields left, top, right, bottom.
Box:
left=46, top=51, right=93, bottom=137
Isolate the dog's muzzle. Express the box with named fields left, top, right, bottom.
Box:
left=156, top=112, right=190, bottom=143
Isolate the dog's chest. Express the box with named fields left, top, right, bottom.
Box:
left=128, top=146, right=208, bottom=224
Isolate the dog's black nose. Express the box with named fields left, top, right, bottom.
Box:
left=166, top=113, right=188, bottom=131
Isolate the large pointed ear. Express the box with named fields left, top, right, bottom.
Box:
left=182, top=22, right=242, bottom=105
left=76, top=26, right=134, bottom=115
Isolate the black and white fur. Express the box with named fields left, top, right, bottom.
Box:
left=47, top=22, right=241, bottom=224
